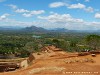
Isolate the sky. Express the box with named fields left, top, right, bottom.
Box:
left=0, top=0, right=100, bottom=30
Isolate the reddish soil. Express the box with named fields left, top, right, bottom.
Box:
left=0, top=46, right=100, bottom=75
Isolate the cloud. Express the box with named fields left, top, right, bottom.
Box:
left=22, top=13, right=32, bottom=17
left=68, top=3, right=94, bottom=12
left=49, top=2, right=94, bottom=12
left=22, top=10, right=45, bottom=17
left=0, top=13, right=100, bottom=30
left=95, top=13, right=100, bottom=19
left=15, top=9, right=29, bottom=13
left=84, top=7, right=94, bottom=12
left=8, top=4, right=45, bottom=17
left=49, top=2, right=66, bottom=8
left=8, top=4, right=17, bottom=9
left=0, top=14, right=10, bottom=20
left=37, top=13, right=100, bottom=30
left=38, top=13, right=83, bottom=23
left=0, top=18, right=33, bottom=27
left=68, top=3, right=85, bottom=9
left=30, top=10, right=45, bottom=15
left=0, top=0, right=5, bottom=2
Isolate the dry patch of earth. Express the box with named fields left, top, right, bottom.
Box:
left=0, top=46, right=100, bottom=75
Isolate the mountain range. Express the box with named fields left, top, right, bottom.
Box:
left=0, top=26, right=100, bottom=33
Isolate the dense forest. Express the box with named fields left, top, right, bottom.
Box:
left=0, top=31, right=100, bottom=58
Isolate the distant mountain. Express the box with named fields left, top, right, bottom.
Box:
left=50, top=28, right=68, bottom=32
left=22, top=26, right=69, bottom=33
left=0, top=26, right=23, bottom=30
left=0, top=25, right=100, bottom=33
left=22, top=26, right=48, bottom=32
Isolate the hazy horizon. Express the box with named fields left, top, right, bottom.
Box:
left=0, top=0, right=100, bottom=30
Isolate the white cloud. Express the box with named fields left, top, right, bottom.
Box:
left=38, top=13, right=84, bottom=24
left=8, top=4, right=17, bottom=9
left=8, top=4, right=45, bottom=17
left=0, top=13, right=100, bottom=30
left=49, top=2, right=94, bottom=12
left=95, top=13, right=100, bottom=19
left=49, top=2, right=86, bottom=9
left=84, top=7, right=94, bottom=12
left=68, top=3, right=94, bottom=12
left=0, top=14, right=10, bottom=20
left=68, top=3, right=85, bottom=9
left=37, top=13, right=100, bottom=30
left=30, top=10, right=45, bottom=15
left=49, top=2, right=66, bottom=8
left=0, top=18, right=33, bottom=27
left=15, top=9, right=29, bottom=13
left=23, top=10, right=45, bottom=17
left=22, top=13, right=32, bottom=17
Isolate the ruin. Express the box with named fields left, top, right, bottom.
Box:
left=0, top=63, right=19, bottom=72
left=0, top=58, right=28, bottom=72
left=0, top=46, right=59, bottom=72
left=0, top=45, right=99, bottom=73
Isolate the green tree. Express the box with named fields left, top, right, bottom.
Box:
left=86, top=35, right=100, bottom=50
left=24, top=42, right=41, bottom=53
left=52, top=39, right=60, bottom=47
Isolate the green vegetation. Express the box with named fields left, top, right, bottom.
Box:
left=0, top=31, right=100, bottom=58
left=86, top=35, right=100, bottom=50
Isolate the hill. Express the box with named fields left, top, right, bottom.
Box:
left=22, top=26, right=47, bottom=32
left=0, top=26, right=100, bottom=34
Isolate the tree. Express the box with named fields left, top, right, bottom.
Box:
left=52, top=39, right=60, bottom=47
left=86, top=35, right=100, bottom=50
left=68, top=40, right=78, bottom=52
left=24, top=42, right=41, bottom=53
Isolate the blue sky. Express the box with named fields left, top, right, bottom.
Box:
left=0, top=0, right=100, bottom=30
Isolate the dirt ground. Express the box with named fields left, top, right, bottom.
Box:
left=0, top=47, right=100, bottom=75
